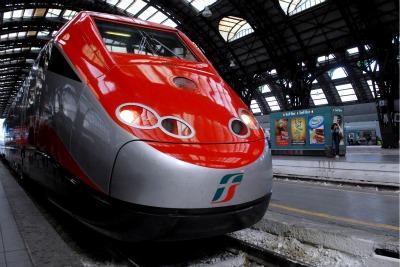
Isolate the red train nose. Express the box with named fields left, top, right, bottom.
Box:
left=101, top=59, right=265, bottom=144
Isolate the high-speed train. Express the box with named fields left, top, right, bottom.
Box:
left=1, top=11, right=273, bottom=241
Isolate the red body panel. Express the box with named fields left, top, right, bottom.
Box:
left=54, top=11, right=265, bottom=168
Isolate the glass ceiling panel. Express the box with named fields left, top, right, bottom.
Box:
left=259, top=84, right=271, bottom=93
left=265, top=96, right=281, bottom=111
left=367, top=80, right=379, bottom=98
left=185, top=0, right=218, bottom=11
left=63, top=10, right=78, bottom=20
left=329, top=67, right=347, bottom=80
left=279, top=0, right=326, bottom=15
left=162, top=19, right=177, bottom=28
left=23, top=9, right=34, bottom=18
left=219, top=16, right=254, bottom=42
left=147, top=11, right=168, bottom=24
left=106, top=0, right=177, bottom=27
left=126, top=0, right=147, bottom=15
left=33, top=8, right=47, bottom=17
left=46, top=9, right=62, bottom=18
left=250, top=100, right=261, bottom=114
left=38, top=30, right=50, bottom=37
left=3, top=11, right=12, bottom=19
left=13, top=10, right=23, bottom=19
left=138, top=6, right=157, bottom=20
left=117, top=0, right=134, bottom=10
left=347, top=47, right=359, bottom=55
left=311, top=88, right=328, bottom=105
left=335, top=83, right=358, bottom=102
left=106, top=0, right=119, bottom=5
left=317, top=54, right=335, bottom=63
left=369, top=60, right=379, bottom=71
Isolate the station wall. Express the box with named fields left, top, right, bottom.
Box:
left=256, top=102, right=380, bottom=137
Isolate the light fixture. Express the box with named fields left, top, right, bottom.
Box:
left=105, top=31, right=131, bottom=37
left=201, top=6, right=212, bottom=18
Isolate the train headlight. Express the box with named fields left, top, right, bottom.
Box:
left=116, top=103, right=159, bottom=129
left=116, top=103, right=195, bottom=139
left=229, top=118, right=250, bottom=138
left=239, top=109, right=259, bottom=130
left=160, top=116, right=195, bottom=139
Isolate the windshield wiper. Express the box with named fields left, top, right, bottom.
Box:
left=149, top=36, right=182, bottom=59
left=137, top=30, right=157, bottom=55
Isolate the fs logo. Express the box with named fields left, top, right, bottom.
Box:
left=211, top=173, right=243, bottom=204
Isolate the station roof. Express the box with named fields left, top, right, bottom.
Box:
left=0, top=0, right=398, bottom=116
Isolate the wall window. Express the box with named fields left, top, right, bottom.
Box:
left=219, top=16, right=254, bottom=42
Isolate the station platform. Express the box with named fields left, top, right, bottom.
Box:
left=0, top=164, right=83, bottom=267
left=0, top=170, right=32, bottom=267
left=272, top=146, right=400, bottom=188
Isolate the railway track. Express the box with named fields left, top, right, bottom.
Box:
left=108, top=235, right=311, bottom=267
left=223, top=235, right=310, bottom=267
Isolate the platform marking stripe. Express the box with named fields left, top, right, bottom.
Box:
left=269, top=203, right=400, bottom=232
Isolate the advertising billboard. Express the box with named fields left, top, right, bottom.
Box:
left=309, top=116, right=325, bottom=144
left=290, top=117, right=306, bottom=145
left=275, top=118, right=289, bottom=146
left=270, top=106, right=345, bottom=156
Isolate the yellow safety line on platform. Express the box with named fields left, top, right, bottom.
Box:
left=269, top=203, right=400, bottom=232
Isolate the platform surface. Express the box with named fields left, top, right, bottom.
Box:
left=0, top=170, right=33, bottom=267
left=272, top=146, right=400, bottom=186
left=271, top=180, right=399, bottom=236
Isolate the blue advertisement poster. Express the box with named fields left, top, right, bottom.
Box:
left=309, top=115, right=325, bottom=145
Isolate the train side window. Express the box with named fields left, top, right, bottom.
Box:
left=48, top=45, right=81, bottom=82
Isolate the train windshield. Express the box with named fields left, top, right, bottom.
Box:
left=95, top=20, right=198, bottom=62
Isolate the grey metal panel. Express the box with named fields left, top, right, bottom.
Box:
left=45, top=72, right=82, bottom=149
left=68, top=84, right=133, bottom=192
left=50, top=42, right=133, bottom=192
left=111, top=141, right=273, bottom=209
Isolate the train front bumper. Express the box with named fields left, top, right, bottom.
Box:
left=87, top=193, right=271, bottom=241
left=104, top=140, right=272, bottom=240
left=110, top=140, right=273, bottom=209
